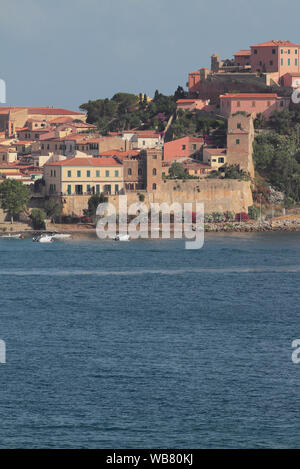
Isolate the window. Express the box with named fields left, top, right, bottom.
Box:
left=218, top=157, right=224, bottom=163
left=77, top=170, right=81, bottom=177
left=237, top=101, right=241, bottom=107
left=236, top=139, right=240, bottom=145
left=288, top=49, right=291, bottom=54
left=152, top=154, right=157, bottom=159
left=115, top=170, right=119, bottom=177
left=296, top=59, right=298, bottom=66
left=96, top=185, right=100, bottom=194
left=152, top=168, right=157, bottom=176
left=87, top=184, right=91, bottom=193
left=272, top=49, right=276, bottom=54
left=281, top=49, right=284, bottom=54
left=138, top=168, right=142, bottom=175
left=270, top=60, right=273, bottom=66
left=41, top=144, right=44, bottom=150
left=281, top=58, right=284, bottom=66
left=182, top=145, right=186, bottom=150
left=47, top=144, right=50, bottom=150
left=67, top=170, right=72, bottom=177
left=96, top=170, right=100, bottom=177
left=87, top=170, right=90, bottom=177
left=54, top=170, right=56, bottom=177
left=128, top=168, right=132, bottom=176
left=115, top=184, right=119, bottom=193
left=67, top=185, right=71, bottom=195
left=105, top=170, right=109, bottom=177
left=152, top=183, right=157, bottom=190
left=237, top=123, right=241, bottom=129
left=254, top=49, right=257, bottom=54
left=142, top=140, right=146, bottom=146
left=288, top=58, right=291, bottom=66
left=192, top=144, right=196, bottom=150
left=296, top=49, right=298, bottom=54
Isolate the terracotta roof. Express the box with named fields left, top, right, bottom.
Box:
left=204, top=148, right=227, bottom=155
left=0, top=106, right=85, bottom=116
left=234, top=50, right=251, bottom=56
left=251, top=40, right=300, bottom=48
left=220, top=93, right=278, bottom=99
left=176, top=99, right=203, bottom=103
left=45, top=157, right=122, bottom=167
left=99, top=150, right=139, bottom=157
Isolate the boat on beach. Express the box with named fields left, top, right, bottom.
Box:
left=49, top=232, right=72, bottom=239
left=0, top=233, right=24, bottom=239
left=113, top=234, right=131, bottom=241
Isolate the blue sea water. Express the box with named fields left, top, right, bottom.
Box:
left=0, top=232, right=300, bottom=448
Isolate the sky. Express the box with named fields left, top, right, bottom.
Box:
left=0, top=0, right=300, bottom=111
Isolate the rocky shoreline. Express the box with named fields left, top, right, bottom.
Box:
left=204, top=219, right=300, bottom=232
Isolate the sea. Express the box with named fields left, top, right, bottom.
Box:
left=0, top=231, right=300, bottom=448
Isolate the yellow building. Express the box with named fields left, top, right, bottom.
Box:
left=44, top=157, right=123, bottom=196
left=203, top=148, right=227, bottom=169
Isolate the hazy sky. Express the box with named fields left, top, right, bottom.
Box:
left=0, top=0, right=299, bottom=110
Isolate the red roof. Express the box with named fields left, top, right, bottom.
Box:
left=251, top=40, right=300, bottom=48
left=220, top=93, right=278, bottom=99
left=234, top=50, right=251, bottom=56
left=45, top=157, right=122, bottom=167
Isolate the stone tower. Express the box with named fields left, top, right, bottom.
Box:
left=226, top=113, right=255, bottom=178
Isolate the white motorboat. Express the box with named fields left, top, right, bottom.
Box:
left=0, top=233, right=23, bottom=239
left=32, top=234, right=54, bottom=243
left=50, top=233, right=72, bottom=239
left=113, top=234, right=130, bottom=241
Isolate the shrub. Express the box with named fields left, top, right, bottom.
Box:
left=235, top=212, right=249, bottom=222
left=212, top=212, right=225, bottom=223
left=30, top=208, right=46, bottom=230
left=248, top=205, right=259, bottom=220
left=204, top=214, right=214, bottom=223
left=224, top=211, right=234, bottom=221
left=138, top=193, right=145, bottom=202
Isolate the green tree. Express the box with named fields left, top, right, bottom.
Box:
left=44, top=198, right=62, bottom=222
left=169, top=162, right=187, bottom=179
left=30, top=208, right=46, bottom=229
left=88, top=193, right=108, bottom=217
left=0, top=179, right=30, bottom=223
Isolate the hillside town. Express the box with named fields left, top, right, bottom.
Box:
left=1, top=39, right=300, bottom=231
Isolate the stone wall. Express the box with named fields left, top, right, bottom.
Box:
left=56, top=179, right=253, bottom=216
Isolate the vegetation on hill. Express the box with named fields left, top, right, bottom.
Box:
left=253, top=109, right=300, bottom=203
left=80, top=89, right=180, bottom=135
left=169, top=109, right=226, bottom=144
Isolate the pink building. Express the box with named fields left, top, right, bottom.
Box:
left=163, top=136, right=204, bottom=161
left=281, top=72, right=300, bottom=88
left=250, top=40, right=300, bottom=84
left=220, top=93, right=289, bottom=118
left=234, top=50, right=251, bottom=68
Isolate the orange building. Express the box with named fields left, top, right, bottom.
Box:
left=163, top=136, right=204, bottom=161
